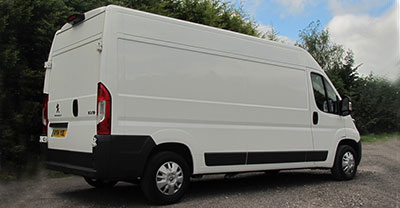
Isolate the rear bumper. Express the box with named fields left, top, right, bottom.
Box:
left=47, top=160, right=97, bottom=178
left=42, top=135, right=155, bottom=180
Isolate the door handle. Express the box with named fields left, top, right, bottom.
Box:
left=73, top=99, right=78, bottom=117
left=313, top=111, right=318, bottom=125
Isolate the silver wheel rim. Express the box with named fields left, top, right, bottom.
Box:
left=156, top=161, right=184, bottom=195
left=342, top=151, right=355, bottom=175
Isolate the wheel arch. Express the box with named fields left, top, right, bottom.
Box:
left=148, top=142, right=194, bottom=175
left=336, top=138, right=362, bottom=165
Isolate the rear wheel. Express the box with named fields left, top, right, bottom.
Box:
left=84, top=177, right=118, bottom=188
left=141, top=151, right=190, bottom=205
left=331, top=145, right=358, bottom=180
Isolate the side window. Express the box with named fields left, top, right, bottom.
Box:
left=311, top=73, right=328, bottom=112
left=311, top=73, right=339, bottom=114
left=324, top=80, right=339, bottom=114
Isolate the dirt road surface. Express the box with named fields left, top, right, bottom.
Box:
left=1, top=139, right=399, bottom=208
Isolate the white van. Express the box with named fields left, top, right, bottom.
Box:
left=40, top=5, right=361, bottom=204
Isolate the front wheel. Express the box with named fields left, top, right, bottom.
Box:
left=331, top=145, right=358, bottom=180
left=141, top=151, right=190, bottom=205
left=84, top=177, right=118, bottom=188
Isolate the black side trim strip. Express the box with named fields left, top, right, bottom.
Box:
left=306, top=151, right=328, bottom=162
left=205, top=151, right=328, bottom=166
left=247, top=151, right=306, bottom=164
left=49, top=122, right=68, bottom=128
left=205, top=152, right=246, bottom=166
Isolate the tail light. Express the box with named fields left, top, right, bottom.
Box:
left=42, top=93, right=49, bottom=135
left=97, top=83, right=111, bottom=135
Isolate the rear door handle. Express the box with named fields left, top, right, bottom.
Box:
left=313, top=111, right=318, bottom=125
left=73, top=99, right=78, bottom=117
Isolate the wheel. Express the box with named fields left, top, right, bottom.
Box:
left=141, top=151, right=190, bottom=205
left=84, top=177, right=118, bottom=188
left=331, top=145, right=358, bottom=180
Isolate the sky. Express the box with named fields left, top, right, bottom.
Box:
left=233, top=0, right=399, bottom=80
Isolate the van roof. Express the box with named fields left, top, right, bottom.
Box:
left=104, top=5, right=322, bottom=71
left=55, top=4, right=322, bottom=71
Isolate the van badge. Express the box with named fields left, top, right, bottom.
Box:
left=56, top=104, right=60, bottom=113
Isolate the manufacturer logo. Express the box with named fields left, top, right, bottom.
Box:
left=56, top=104, right=60, bottom=113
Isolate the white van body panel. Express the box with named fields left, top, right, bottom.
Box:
left=108, top=7, right=314, bottom=174
left=44, top=5, right=360, bottom=177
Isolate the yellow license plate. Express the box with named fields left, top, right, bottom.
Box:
left=52, top=129, right=67, bottom=138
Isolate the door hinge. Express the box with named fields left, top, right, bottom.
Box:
left=97, top=41, right=103, bottom=52
left=44, top=61, right=52, bottom=69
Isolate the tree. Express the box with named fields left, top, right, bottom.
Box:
left=325, top=50, right=361, bottom=97
left=296, top=21, right=344, bottom=71
left=258, top=24, right=288, bottom=43
left=0, top=0, right=73, bottom=171
left=353, top=76, right=400, bottom=134
left=296, top=21, right=361, bottom=97
left=265, top=27, right=279, bottom=41
left=260, top=25, right=279, bottom=41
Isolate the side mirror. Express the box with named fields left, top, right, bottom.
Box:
left=340, top=96, right=352, bottom=116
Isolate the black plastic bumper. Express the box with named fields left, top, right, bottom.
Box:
left=356, top=140, right=362, bottom=165
left=43, top=135, right=155, bottom=180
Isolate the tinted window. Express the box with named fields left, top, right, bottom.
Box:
left=311, top=73, right=328, bottom=112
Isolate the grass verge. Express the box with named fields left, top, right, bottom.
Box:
left=361, top=132, right=400, bottom=142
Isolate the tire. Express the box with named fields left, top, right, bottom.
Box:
left=331, top=145, right=358, bottom=180
left=84, top=177, right=118, bottom=188
left=141, top=151, right=190, bottom=205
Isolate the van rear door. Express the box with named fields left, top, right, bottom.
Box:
left=47, top=10, right=105, bottom=153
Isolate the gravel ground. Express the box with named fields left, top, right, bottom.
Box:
left=0, top=139, right=399, bottom=208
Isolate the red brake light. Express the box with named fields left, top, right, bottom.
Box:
left=97, top=83, right=111, bottom=135
left=42, top=94, right=49, bottom=136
